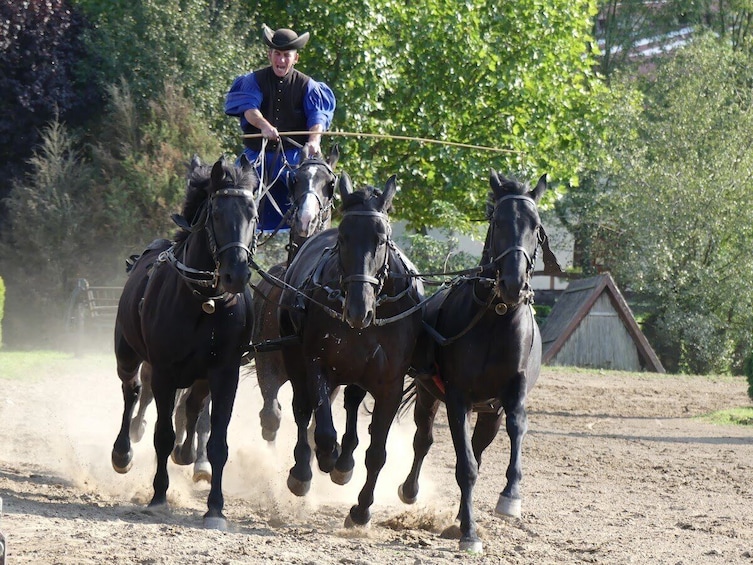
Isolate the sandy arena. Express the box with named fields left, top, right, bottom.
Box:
left=0, top=354, right=752, bottom=564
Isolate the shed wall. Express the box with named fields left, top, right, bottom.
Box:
left=549, top=294, right=642, bottom=370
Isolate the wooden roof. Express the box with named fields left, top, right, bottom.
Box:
left=540, top=273, right=665, bottom=373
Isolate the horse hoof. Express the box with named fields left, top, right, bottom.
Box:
left=261, top=427, right=277, bottom=442
left=193, top=461, right=212, bottom=483
left=494, top=494, right=521, bottom=519
left=287, top=473, right=311, bottom=497
left=330, top=467, right=353, bottom=485
left=111, top=449, right=133, bottom=474
left=171, top=447, right=195, bottom=466
left=459, top=539, right=483, bottom=554
left=344, top=511, right=371, bottom=529
left=397, top=483, right=417, bottom=505
left=203, top=515, right=228, bottom=531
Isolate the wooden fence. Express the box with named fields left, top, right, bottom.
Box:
left=66, top=278, right=121, bottom=354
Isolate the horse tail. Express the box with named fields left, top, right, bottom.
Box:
left=397, top=376, right=418, bottom=421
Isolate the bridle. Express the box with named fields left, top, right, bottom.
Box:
left=485, top=194, right=542, bottom=306
left=336, top=210, right=392, bottom=294
left=161, top=187, right=257, bottom=295
left=287, top=157, right=337, bottom=234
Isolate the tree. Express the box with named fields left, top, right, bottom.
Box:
left=558, top=35, right=753, bottom=374
left=0, top=0, right=99, bottom=197
left=0, top=119, right=98, bottom=346
left=73, top=0, right=259, bottom=149
left=88, top=80, right=224, bottom=261
left=255, top=0, right=608, bottom=233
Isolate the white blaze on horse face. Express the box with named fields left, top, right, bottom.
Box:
left=295, top=168, right=320, bottom=237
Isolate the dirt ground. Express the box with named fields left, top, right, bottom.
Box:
left=1, top=354, right=752, bottom=564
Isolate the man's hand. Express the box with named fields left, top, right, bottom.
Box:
left=261, top=123, right=280, bottom=141
left=303, top=139, right=321, bottom=157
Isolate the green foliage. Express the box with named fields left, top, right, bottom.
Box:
left=90, top=80, right=224, bottom=256
left=397, top=232, right=480, bottom=296
left=559, top=35, right=753, bottom=374
left=0, top=118, right=100, bottom=345
left=703, top=407, right=753, bottom=427
left=74, top=0, right=259, bottom=151
left=0, top=0, right=99, bottom=191
left=255, top=0, right=607, bottom=233
left=0, top=81, right=222, bottom=346
left=0, top=350, right=112, bottom=380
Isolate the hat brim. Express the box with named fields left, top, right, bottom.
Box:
left=262, top=25, right=309, bottom=51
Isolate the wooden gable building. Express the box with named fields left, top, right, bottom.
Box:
left=540, top=273, right=664, bottom=373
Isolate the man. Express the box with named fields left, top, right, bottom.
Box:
left=225, top=24, right=336, bottom=231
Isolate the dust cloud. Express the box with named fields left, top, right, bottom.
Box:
left=1, top=353, right=439, bottom=524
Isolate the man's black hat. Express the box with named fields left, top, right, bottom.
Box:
left=262, top=24, right=310, bottom=50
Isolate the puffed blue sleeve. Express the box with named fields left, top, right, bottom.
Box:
left=224, top=73, right=263, bottom=118
left=304, top=79, right=336, bottom=129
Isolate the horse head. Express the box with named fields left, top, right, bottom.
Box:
left=336, top=173, right=396, bottom=329
left=485, top=170, right=547, bottom=307
left=204, top=155, right=258, bottom=294
left=289, top=144, right=340, bottom=243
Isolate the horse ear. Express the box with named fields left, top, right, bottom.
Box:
left=211, top=158, right=226, bottom=186
left=379, top=175, right=398, bottom=212
left=328, top=143, right=340, bottom=169
left=239, top=153, right=254, bottom=172
left=531, top=174, right=547, bottom=202
left=338, top=172, right=353, bottom=199
left=190, top=154, right=202, bottom=170
left=490, top=169, right=505, bottom=199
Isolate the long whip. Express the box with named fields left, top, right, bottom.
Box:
left=241, top=130, right=521, bottom=155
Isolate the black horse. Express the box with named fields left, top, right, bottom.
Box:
left=164, top=144, right=341, bottom=485
left=278, top=174, right=424, bottom=528
left=253, top=145, right=340, bottom=442
left=111, top=155, right=258, bottom=530
left=399, top=172, right=552, bottom=553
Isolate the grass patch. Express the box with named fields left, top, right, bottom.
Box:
left=703, top=407, right=753, bottom=427
left=0, top=350, right=113, bottom=380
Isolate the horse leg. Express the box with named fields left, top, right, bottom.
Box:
left=172, top=382, right=208, bottom=466
left=149, top=375, right=177, bottom=509
left=444, top=385, right=482, bottom=553
left=398, top=384, right=440, bottom=504
left=171, top=389, right=188, bottom=462
left=345, top=388, right=401, bottom=528
left=256, top=351, right=285, bottom=442
left=204, top=368, right=240, bottom=530
left=286, top=374, right=315, bottom=497
left=130, top=363, right=153, bottom=443
left=311, top=386, right=339, bottom=474
left=112, top=335, right=141, bottom=474
left=193, top=394, right=212, bottom=483
left=471, top=411, right=503, bottom=469
left=331, top=384, right=367, bottom=485
left=495, top=375, right=529, bottom=520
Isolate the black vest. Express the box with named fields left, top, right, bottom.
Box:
left=243, top=67, right=311, bottom=151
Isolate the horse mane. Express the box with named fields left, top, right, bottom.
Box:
left=485, top=176, right=529, bottom=221
left=341, top=185, right=393, bottom=213
left=173, top=158, right=258, bottom=243
left=173, top=162, right=212, bottom=242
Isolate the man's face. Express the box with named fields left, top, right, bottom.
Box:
left=268, top=48, right=299, bottom=77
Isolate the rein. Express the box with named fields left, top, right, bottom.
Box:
left=421, top=193, right=542, bottom=346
